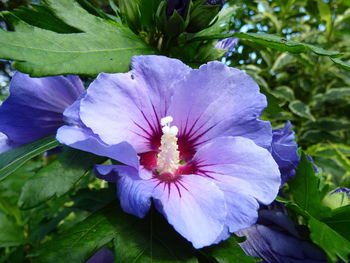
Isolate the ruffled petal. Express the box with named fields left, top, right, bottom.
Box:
left=152, top=174, right=227, bottom=249
left=167, top=61, right=272, bottom=150
left=116, top=166, right=154, bottom=218
left=0, top=72, right=84, bottom=145
left=237, top=210, right=326, bottom=263
left=272, top=121, right=300, bottom=184
left=192, top=136, right=280, bottom=205
left=56, top=126, right=139, bottom=169
left=79, top=56, right=191, bottom=153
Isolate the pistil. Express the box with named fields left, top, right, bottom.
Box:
left=157, top=116, right=180, bottom=174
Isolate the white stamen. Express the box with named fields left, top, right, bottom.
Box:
left=157, top=116, right=180, bottom=174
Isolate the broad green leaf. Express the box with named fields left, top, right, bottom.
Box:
left=309, top=217, right=350, bottom=262
left=0, top=0, right=155, bottom=77
left=323, top=87, right=350, bottom=102
left=322, top=205, right=350, bottom=241
left=271, top=86, right=295, bottom=102
left=299, top=130, right=342, bottom=144
left=271, top=53, right=297, bottom=73
left=330, top=58, right=350, bottom=71
left=289, top=100, right=315, bottom=121
left=0, top=136, right=59, bottom=181
left=288, top=152, right=331, bottom=219
left=307, top=143, right=350, bottom=158
left=260, top=87, right=283, bottom=115
left=322, top=190, right=350, bottom=210
left=192, top=5, right=238, bottom=39
left=305, top=119, right=350, bottom=132
left=114, top=208, right=198, bottom=263
left=0, top=197, right=22, bottom=225
left=189, top=32, right=341, bottom=56
left=29, top=202, right=119, bottom=263
left=0, top=212, right=24, bottom=247
left=18, top=149, right=103, bottom=209
left=203, top=236, right=258, bottom=263
left=30, top=203, right=198, bottom=263
left=2, top=4, right=80, bottom=33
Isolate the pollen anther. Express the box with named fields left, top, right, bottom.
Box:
left=157, top=116, right=180, bottom=174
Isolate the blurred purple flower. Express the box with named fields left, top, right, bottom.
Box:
left=271, top=121, right=300, bottom=185
left=215, top=37, right=239, bottom=57
left=57, top=55, right=280, bottom=248
left=306, top=154, right=319, bottom=173
left=166, top=0, right=189, bottom=17
left=0, top=132, right=11, bottom=153
left=205, top=0, right=224, bottom=5
left=0, top=72, right=84, bottom=153
left=331, top=188, right=350, bottom=197
left=86, top=248, right=114, bottom=263
left=237, top=210, right=326, bottom=263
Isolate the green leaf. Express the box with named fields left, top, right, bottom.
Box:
left=317, top=0, right=332, bottom=38
left=277, top=197, right=350, bottom=262
left=309, top=217, right=350, bottom=262
left=3, top=4, right=81, bottom=33
left=288, top=152, right=331, bottom=219
left=322, top=205, right=350, bottom=241
left=305, top=119, right=350, bottom=132
left=189, top=32, right=341, bottom=57
left=323, top=87, right=350, bottom=102
left=289, top=100, right=315, bottom=121
left=331, top=58, right=350, bottom=71
left=271, top=86, right=295, bottom=102
left=29, top=202, right=119, bottom=263
left=260, top=87, right=283, bottom=115
left=30, top=203, right=198, bottom=263
left=0, top=212, right=24, bottom=247
left=192, top=5, right=238, bottom=39
left=203, top=236, right=258, bottom=263
left=113, top=209, right=198, bottom=263
left=0, top=136, right=60, bottom=182
left=18, top=149, right=103, bottom=209
left=0, top=0, right=155, bottom=77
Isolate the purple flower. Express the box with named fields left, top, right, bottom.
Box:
left=86, top=248, right=114, bottom=263
left=57, top=55, right=281, bottom=248
left=332, top=187, right=350, bottom=197
left=0, top=72, right=84, bottom=151
left=215, top=37, right=239, bottom=57
left=271, top=121, right=300, bottom=185
left=0, top=132, right=11, bottom=153
left=166, top=0, right=189, bottom=17
left=205, top=0, right=224, bottom=4
left=237, top=210, right=326, bottom=263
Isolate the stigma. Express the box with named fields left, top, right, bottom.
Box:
left=157, top=116, right=180, bottom=174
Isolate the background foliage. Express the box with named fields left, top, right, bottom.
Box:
left=0, top=0, right=350, bottom=262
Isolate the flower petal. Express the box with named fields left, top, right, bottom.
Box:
left=96, top=165, right=154, bottom=218
left=237, top=210, right=326, bottom=262
left=152, top=175, right=227, bottom=249
left=192, top=136, right=280, bottom=205
left=56, top=125, right=139, bottom=169
left=79, top=56, right=191, bottom=153
left=0, top=72, right=84, bottom=145
left=0, top=132, right=12, bottom=153
left=116, top=166, right=154, bottom=218
left=272, top=121, right=300, bottom=184
left=86, top=248, right=114, bottom=263
left=167, top=61, right=271, bottom=149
